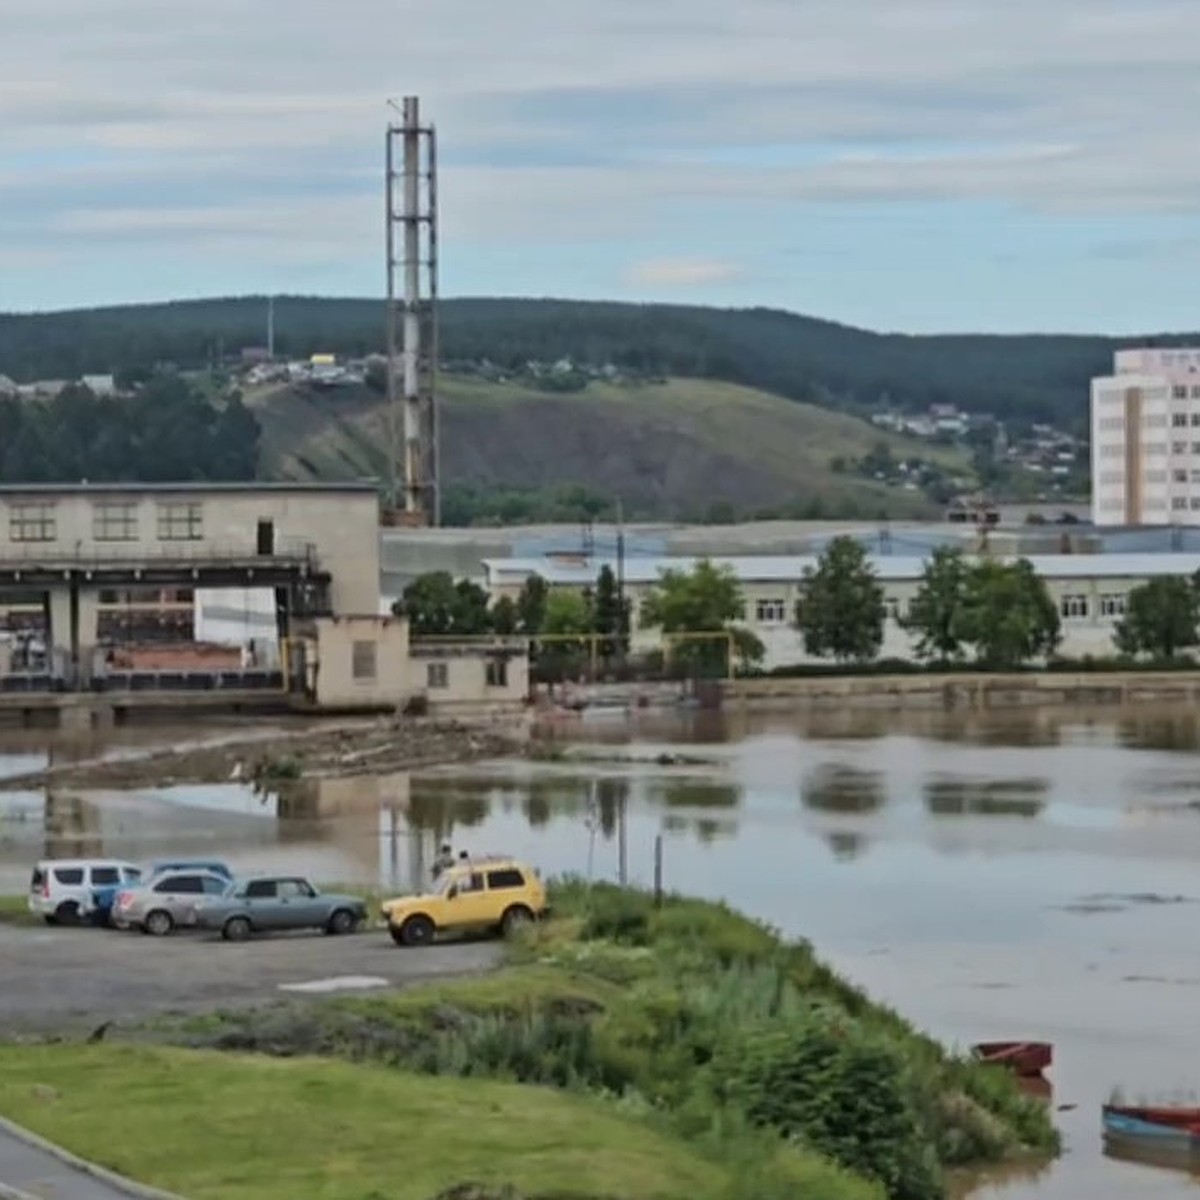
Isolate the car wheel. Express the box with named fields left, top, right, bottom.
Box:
left=399, top=914, right=435, bottom=947
left=54, top=901, right=81, bottom=926
left=501, top=905, right=534, bottom=937
left=326, top=908, right=356, bottom=936
left=42, top=915, right=57, bottom=927
left=222, top=916, right=252, bottom=942
left=143, top=909, right=174, bottom=937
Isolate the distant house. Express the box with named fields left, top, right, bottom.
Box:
left=81, top=374, right=116, bottom=397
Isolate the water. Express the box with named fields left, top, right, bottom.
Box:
left=7, top=706, right=1200, bottom=1197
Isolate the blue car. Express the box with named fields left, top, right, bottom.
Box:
left=90, top=858, right=234, bottom=927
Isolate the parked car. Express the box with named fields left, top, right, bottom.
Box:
left=96, top=858, right=233, bottom=927
left=112, top=869, right=232, bottom=935
left=381, top=856, right=547, bottom=946
left=28, top=859, right=143, bottom=926
left=191, top=876, right=367, bottom=941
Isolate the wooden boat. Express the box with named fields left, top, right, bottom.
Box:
left=971, top=1041, right=1053, bottom=1076
left=1103, top=1105, right=1200, bottom=1159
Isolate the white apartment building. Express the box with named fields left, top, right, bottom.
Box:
left=1091, top=347, right=1200, bottom=526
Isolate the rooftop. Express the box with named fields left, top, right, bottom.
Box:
left=0, top=481, right=380, bottom=496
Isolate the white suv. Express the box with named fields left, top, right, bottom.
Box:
left=28, top=859, right=142, bottom=925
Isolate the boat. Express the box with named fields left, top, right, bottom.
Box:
left=1103, top=1105, right=1200, bottom=1160
left=971, top=1041, right=1053, bottom=1076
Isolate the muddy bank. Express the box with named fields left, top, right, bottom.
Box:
left=0, top=717, right=525, bottom=792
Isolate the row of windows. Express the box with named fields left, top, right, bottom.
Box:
left=6, top=501, right=204, bottom=544
left=1061, top=594, right=1128, bottom=619
left=424, top=660, right=508, bottom=688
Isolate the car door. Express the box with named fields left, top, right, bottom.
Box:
left=446, top=871, right=491, bottom=930
left=156, top=873, right=204, bottom=923
left=276, top=878, right=323, bottom=928
left=242, top=878, right=281, bottom=928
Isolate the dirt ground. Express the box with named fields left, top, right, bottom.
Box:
left=0, top=716, right=526, bottom=793
left=0, top=922, right=502, bottom=1035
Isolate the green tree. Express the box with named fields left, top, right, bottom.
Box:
left=592, top=565, right=630, bottom=660
left=794, top=536, right=885, bottom=663
left=515, top=574, right=549, bottom=636
left=640, top=559, right=761, bottom=676
left=490, top=595, right=519, bottom=636
left=539, top=590, right=593, bottom=679
left=957, top=559, right=1060, bottom=668
left=392, top=572, right=492, bottom=637
left=1114, top=577, right=1200, bottom=659
left=903, top=545, right=969, bottom=664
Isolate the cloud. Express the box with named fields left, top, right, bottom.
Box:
left=4, top=0, right=1200, bottom=312
left=624, top=259, right=744, bottom=287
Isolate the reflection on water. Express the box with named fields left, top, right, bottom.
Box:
left=9, top=706, right=1200, bottom=1196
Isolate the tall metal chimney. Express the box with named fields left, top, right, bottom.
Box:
left=385, top=96, right=440, bottom=524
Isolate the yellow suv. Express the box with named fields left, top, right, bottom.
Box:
left=382, top=856, right=548, bottom=947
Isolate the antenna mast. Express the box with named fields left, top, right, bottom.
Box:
left=385, top=96, right=440, bottom=525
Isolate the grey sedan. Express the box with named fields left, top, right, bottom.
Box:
left=113, top=869, right=230, bottom=935
left=191, top=876, right=368, bottom=941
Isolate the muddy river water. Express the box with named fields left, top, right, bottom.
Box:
left=6, top=705, right=1200, bottom=1198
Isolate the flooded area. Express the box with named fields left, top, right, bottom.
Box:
left=8, top=705, right=1200, bottom=1196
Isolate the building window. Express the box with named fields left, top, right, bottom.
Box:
left=156, top=502, right=203, bottom=541
left=1146, top=469, right=1167, bottom=483
left=1060, top=594, right=1089, bottom=619
left=351, top=640, right=377, bottom=681
left=9, top=503, right=55, bottom=543
left=1173, top=412, right=1188, bottom=426
left=1191, top=497, right=1200, bottom=511
left=1174, top=470, right=1188, bottom=483
left=1100, top=444, right=1123, bottom=458
left=486, top=658, right=508, bottom=688
left=1174, top=386, right=1188, bottom=399
left=754, top=598, right=787, bottom=624
left=1172, top=441, right=1187, bottom=455
left=93, top=501, right=138, bottom=542
left=1099, top=594, right=1126, bottom=617
left=426, top=661, right=448, bottom=689
left=1172, top=497, right=1188, bottom=510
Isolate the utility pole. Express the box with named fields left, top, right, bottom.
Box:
left=615, top=497, right=626, bottom=654
left=385, top=97, right=440, bottom=524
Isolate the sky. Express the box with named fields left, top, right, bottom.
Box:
left=4, top=0, right=1200, bottom=333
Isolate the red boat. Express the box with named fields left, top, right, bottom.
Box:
left=972, top=1041, right=1053, bottom=1076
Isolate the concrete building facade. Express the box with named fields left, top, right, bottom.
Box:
left=482, top=552, right=1200, bottom=671
left=1091, top=347, right=1200, bottom=526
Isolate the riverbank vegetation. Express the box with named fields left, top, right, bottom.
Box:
left=127, top=883, right=1056, bottom=1199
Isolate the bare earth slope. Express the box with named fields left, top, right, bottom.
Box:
left=247, top=375, right=970, bottom=518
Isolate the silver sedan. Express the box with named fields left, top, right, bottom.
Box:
left=113, top=870, right=231, bottom=935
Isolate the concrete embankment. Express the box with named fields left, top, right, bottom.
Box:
left=725, top=670, right=1200, bottom=711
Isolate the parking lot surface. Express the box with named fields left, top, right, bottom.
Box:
left=0, top=925, right=502, bottom=1033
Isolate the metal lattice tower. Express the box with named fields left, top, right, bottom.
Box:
left=385, top=96, right=440, bottom=525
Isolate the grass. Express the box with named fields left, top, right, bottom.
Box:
left=0, top=894, right=36, bottom=926
left=247, top=374, right=972, bottom=517
left=0, top=1043, right=878, bottom=1200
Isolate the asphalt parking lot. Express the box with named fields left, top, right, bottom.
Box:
left=0, top=924, right=502, bottom=1033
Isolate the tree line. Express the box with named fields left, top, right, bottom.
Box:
left=395, top=542, right=1200, bottom=676
left=2, top=294, right=1169, bottom=431
left=0, top=373, right=260, bottom=483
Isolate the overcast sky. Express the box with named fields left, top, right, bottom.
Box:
left=4, top=0, right=1200, bottom=332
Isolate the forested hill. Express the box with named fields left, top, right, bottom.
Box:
left=1, top=295, right=1187, bottom=430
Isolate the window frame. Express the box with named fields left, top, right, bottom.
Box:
left=155, top=501, right=204, bottom=542
left=352, top=640, right=377, bottom=681
left=92, top=500, right=139, bottom=543
left=8, top=502, right=56, bottom=544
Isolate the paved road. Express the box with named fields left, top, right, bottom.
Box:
left=0, top=1124, right=145, bottom=1199
left=0, top=924, right=502, bottom=1033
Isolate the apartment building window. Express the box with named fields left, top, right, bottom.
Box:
left=1060, top=594, right=1089, bottom=619
left=351, top=640, right=377, bottom=681
left=8, top=502, right=55, bottom=543
left=1100, top=444, right=1123, bottom=458
left=1173, top=469, right=1187, bottom=483
left=1172, top=497, right=1188, bottom=510
left=486, top=658, right=508, bottom=688
left=1146, top=469, right=1167, bottom=483
left=1099, top=470, right=1123, bottom=484
left=1172, top=441, right=1187, bottom=455
left=1172, top=412, right=1188, bottom=427
left=1144, top=413, right=1167, bottom=428
left=1191, top=497, right=1200, bottom=511
left=1174, top=386, right=1188, bottom=399
left=1190, top=413, right=1200, bottom=426
left=426, top=661, right=448, bottom=689
left=1146, top=442, right=1168, bottom=455
left=1099, top=594, right=1126, bottom=618
left=93, top=501, right=138, bottom=542
left=754, top=598, right=787, bottom=624
left=1192, top=387, right=1200, bottom=399
left=156, top=502, right=203, bottom=541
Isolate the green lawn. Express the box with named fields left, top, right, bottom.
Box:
left=0, top=1044, right=764, bottom=1200
left=0, top=894, right=36, bottom=926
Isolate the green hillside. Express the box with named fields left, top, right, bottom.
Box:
left=0, top=293, right=1182, bottom=431
left=247, top=374, right=973, bottom=521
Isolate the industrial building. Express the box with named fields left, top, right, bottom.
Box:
left=481, top=550, right=1200, bottom=670
left=1090, top=347, right=1200, bottom=526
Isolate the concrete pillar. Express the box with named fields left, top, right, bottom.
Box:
left=76, top=590, right=100, bottom=688
left=45, top=587, right=73, bottom=683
